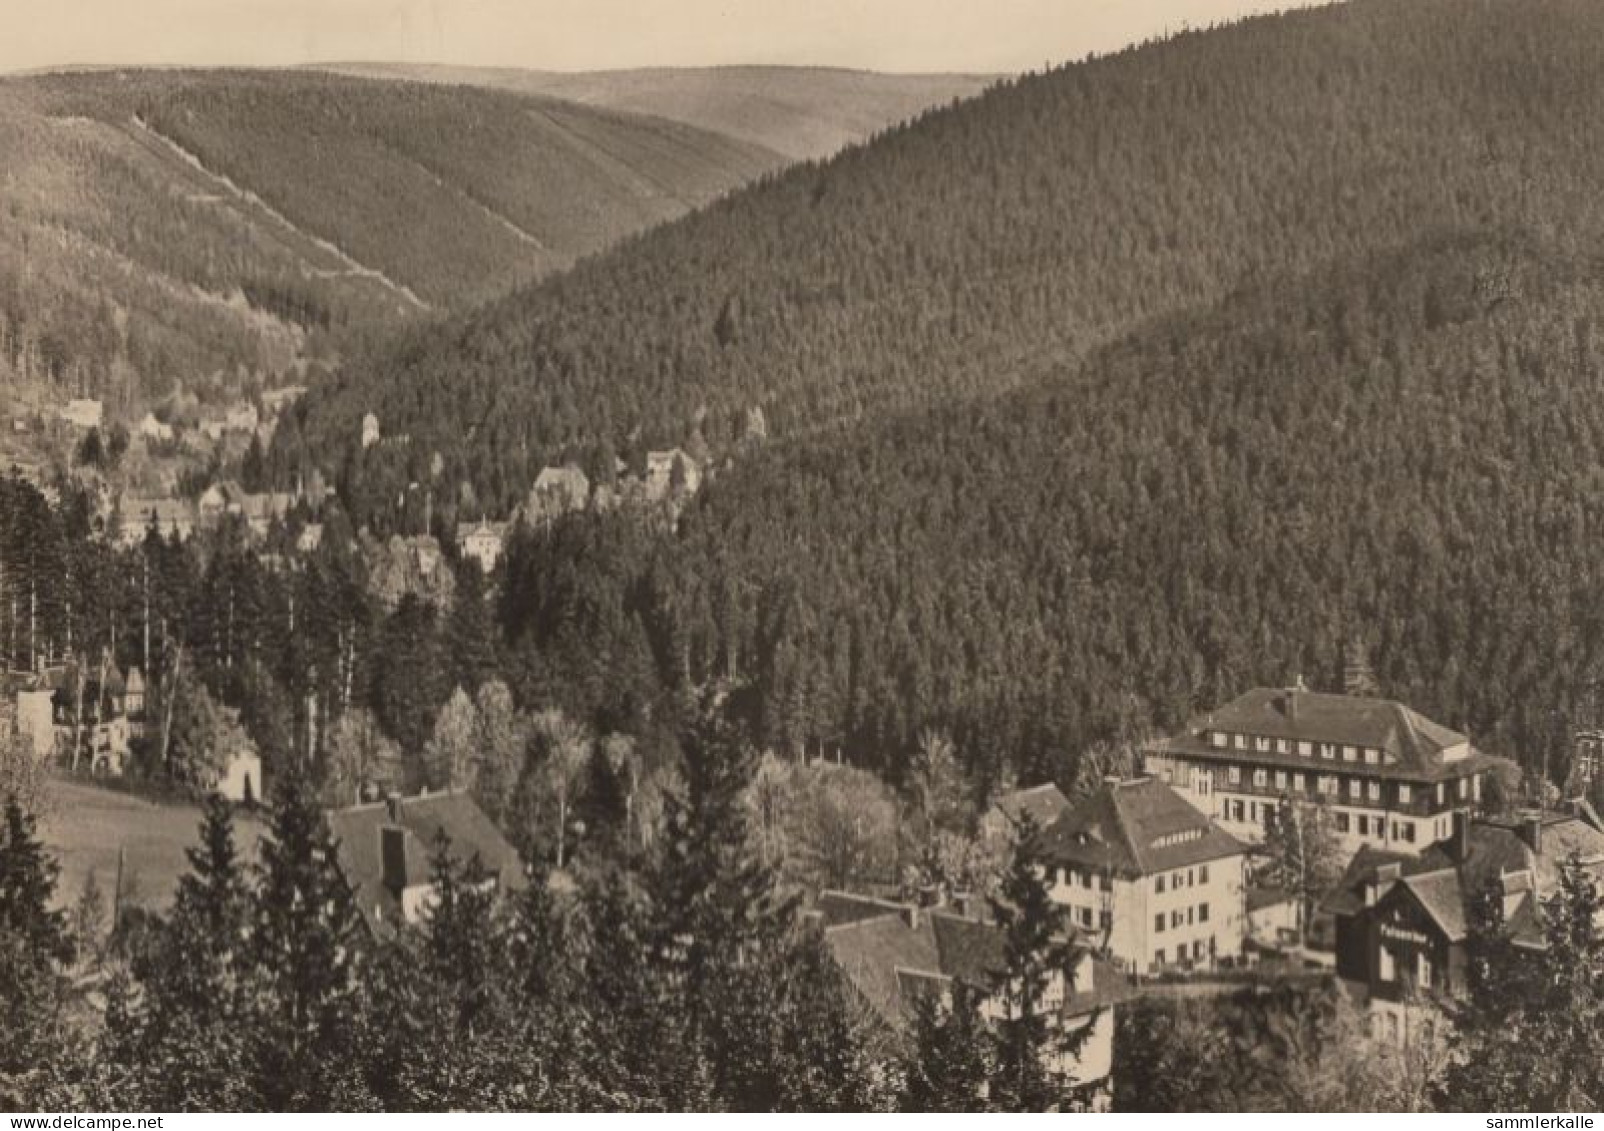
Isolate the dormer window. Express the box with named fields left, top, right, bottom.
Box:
left=1234, top=734, right=1248, bottom=751
left=1298, top=741, right=1313, bottom=758
left=1208, top=730, right=1227, bottom=749
left=1320, top=744, right=1335, bottom=760
left=1255, top=736, right=1271, bottom=753
left=1275, top=738, right=1289, bottom=754
left=1342, top=745, right=1358, bottom=763
left=1363, top=748, right=1379, bottom=765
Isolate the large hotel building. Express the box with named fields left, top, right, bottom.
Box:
left=1145, top=684, right=1494, bottom=856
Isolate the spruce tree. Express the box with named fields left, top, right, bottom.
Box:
left=986, top=814, right=1093, bottom=1111
left=902, top=979, right=993, bottom=1112
left=249, top=780, right=373, bottom=1110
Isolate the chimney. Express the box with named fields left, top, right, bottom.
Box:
left=1284, top=683, right=1301, bottom=723
left=1447, top=809, right=1471, bottom=864
left=1365, top=862, right=1402, bottom=908
left=1518, top=814, right=1543, bottom=855
left=385, top=790, right=403, bottom=823
left=381, top=825, right=408, bottom=894
left=1501, top=871, right=1529, bottom=921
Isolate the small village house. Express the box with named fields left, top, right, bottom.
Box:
left=522, top=464, right=591, bottom=524
left=455, top=519, right=508, bottom=572
left=1146, top=684, right=1494, bottom=856
left=1040, top=775, right=1249, bottom=973
left=59, top=399, right=103, bottom=430
left=136, top=412, right=174, bottom=443
left=644, top=449, right=701, bottom=501
left=981, top=782, right=1071, bottom=843
left=327, top=791, right=527, bottom=939
left=816, top=890, right=1128, bottom=1110
left=1326, top=804, right=1604, bottom=1041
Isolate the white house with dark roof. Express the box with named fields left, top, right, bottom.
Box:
left=1040, top=775, right=1249, bottom=973
left=327, top=790, right=527, bottom=939
left=815, top=890, right=1127, bottom=1110
left=1146, top=684, right=1494, bottom=856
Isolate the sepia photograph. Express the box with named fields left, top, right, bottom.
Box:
left=0, top=0, right=1600, bottom=1116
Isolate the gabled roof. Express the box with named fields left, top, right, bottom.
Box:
left=1161, top=687, right=1491, bottom=781
left=988, top=783, right=1071, bottom=831
left=328, top=791, right=526, bottom=939
left=820, top=898, right=1128, bottom=1033
left=1038, top=776, right=1247, bottom=877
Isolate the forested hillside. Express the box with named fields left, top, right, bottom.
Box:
left=281, top=0, right=1604, bottom=518
left=317, top=64, right=996, bottom=161
left=0, top=70, right=779, bottom=418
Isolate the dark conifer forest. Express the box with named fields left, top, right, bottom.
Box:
left=262, top=0, right=1604, bottom=788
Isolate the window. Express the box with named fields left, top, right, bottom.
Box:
left=1458, top=778, right=1469, bottom=799
left=1417, top=953, right=1433, bottom=989
left=1275, top=770, right=1287, bottom=789
left=1368, top=781, right=1382, bottom=802
left=1099, top=910, right=1113, bottom=930
left=1398, top=783, right=1412, bottom=804
left=1400, top=821, right=1416, bottom=844
left=1199, top=902, right=1210, bottom=923
left=1155, top=948, right=1165, bottom=966
left=1253, top=768, right=1268, bottom=788
left=1379, top=947, right=1396, bottom=983
left=1228, top=766, right=1242, bottom=786
left=1155, top=914, right=1166, bottom=934
left=1172, top=910, right=1184, bottom=928
left=1230, top=800, right=1245, bottom=822
left=1436, top=783, right=1446, bottom=804
left=1199, top=864, right=1210, bottom=884
left=1234, top=734, right=1247, bottom=750
left=1349, top=778, right=1363, bottom=799
left=1336, top=812, right=1351, bottom=833
left=1321, top=743, right=1335, bottom=760
left=1155, top=874, right=1166, bottom=894
left=1343, top=745, right=1358, bottom=763
left=1357, top=815, right=1369, bottom=836
left=1208, top=730, right=1227, bottom=749
left=1256, top=736, right=1271, bottom=752
left=1298, top=741, right=1313, bottom=758
left=1078, top=906, right=1093, bottom=928
left=1293, top=773, right=1305, bottom=792
left=1275, top=738, right=1289, bottom=754
left=1364, top=747, right=1379, bottom=765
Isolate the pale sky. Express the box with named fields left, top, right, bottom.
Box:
left=4, top=0, right=1323, bottom=75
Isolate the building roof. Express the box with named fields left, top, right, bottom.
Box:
left=1160, top=687, right=1492, bottom=782
left=1038, top=776, right=1247, bottom=878
left=988, top=783, right=1072, bottom=831
left=820, top=896, right=1128, bottom=1032
left=1330, top=807, right=1604, bottom=947
left=327, top=791, right=527, bottom=939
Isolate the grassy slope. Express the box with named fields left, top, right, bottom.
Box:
left=41, top=777, right=268, bottom=912
left=314, top=63, right=997, bottom=162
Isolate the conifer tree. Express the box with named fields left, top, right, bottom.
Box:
left=249, top=780, right=373, bottom=1110
left=902, top=979, right=993, bottom=1112
left=986, top=814, right=1093, bottom=1111
left=121, top=795, right=254, bottom=1109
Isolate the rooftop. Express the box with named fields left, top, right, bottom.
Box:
left=988, top=783, right=1072, bottom=831
left=327, top=790, right=526, bottom=939
left=1160, top=686, right=1492, bottom=781
left=1038, top=776, right=1247, bottom=877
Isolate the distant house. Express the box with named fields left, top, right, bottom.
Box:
left=644, top=449, right=701, bottom=501
left=455, top=520, right=507, bottom=573
left=816, top=890, right=1127, bottom=1110
left=982, top=783, right=1072, bottom=842
left=522, top=465, right=590, bottom=523
left=52, top=660, right=136, bottom=776
left=361, top=413, right=381, bottom=449
left=117, top=497, right=194, bottom=547
left=11, top=685, right=56, bottom=763
left=296, top=523, right=324, bottom=554
left=239, top=491, right=294, bottom=537
left=212, top=709, right=262, bottom=803
left=327, top=791, right=527, bottom=939
left=1327, top=805, right=1604, bottom=1041
left=225, top=404, right=260, bottom=433
left=197, top=481, right=242, bottom=524
left=1245, top=885, right=1302, bottom=948
left=261, top=385, right=306, bottom=416
left=136, top=412, right=173, bottom=443
left=1040, top=775, right=1249, bottom=973
left=59, top=399, right=103, bottom=430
